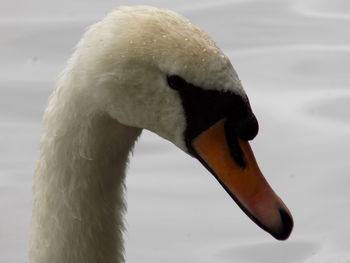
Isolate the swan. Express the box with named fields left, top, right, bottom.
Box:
left=30, top=6, right=293, bottom=263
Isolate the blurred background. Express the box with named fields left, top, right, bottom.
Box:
left=1, top=0, right=350, bottom=262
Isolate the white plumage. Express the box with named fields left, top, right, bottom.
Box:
left=30, top=6, right=257, bottom=263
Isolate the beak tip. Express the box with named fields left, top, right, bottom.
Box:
left=271, top=208, right=294, bottom=241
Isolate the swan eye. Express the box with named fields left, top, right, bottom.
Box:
left=166, top=75, right=187, bottom=91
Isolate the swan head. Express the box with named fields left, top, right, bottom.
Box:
left=75, top=6, right=293, bottom=240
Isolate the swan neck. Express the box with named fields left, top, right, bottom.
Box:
left=30, top=103, right=141, bottom=263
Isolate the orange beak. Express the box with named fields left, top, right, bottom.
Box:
left=192, top=119, right=293, bottom=240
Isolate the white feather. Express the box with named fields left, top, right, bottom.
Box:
left=30, top=6, right=246, bottom=263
